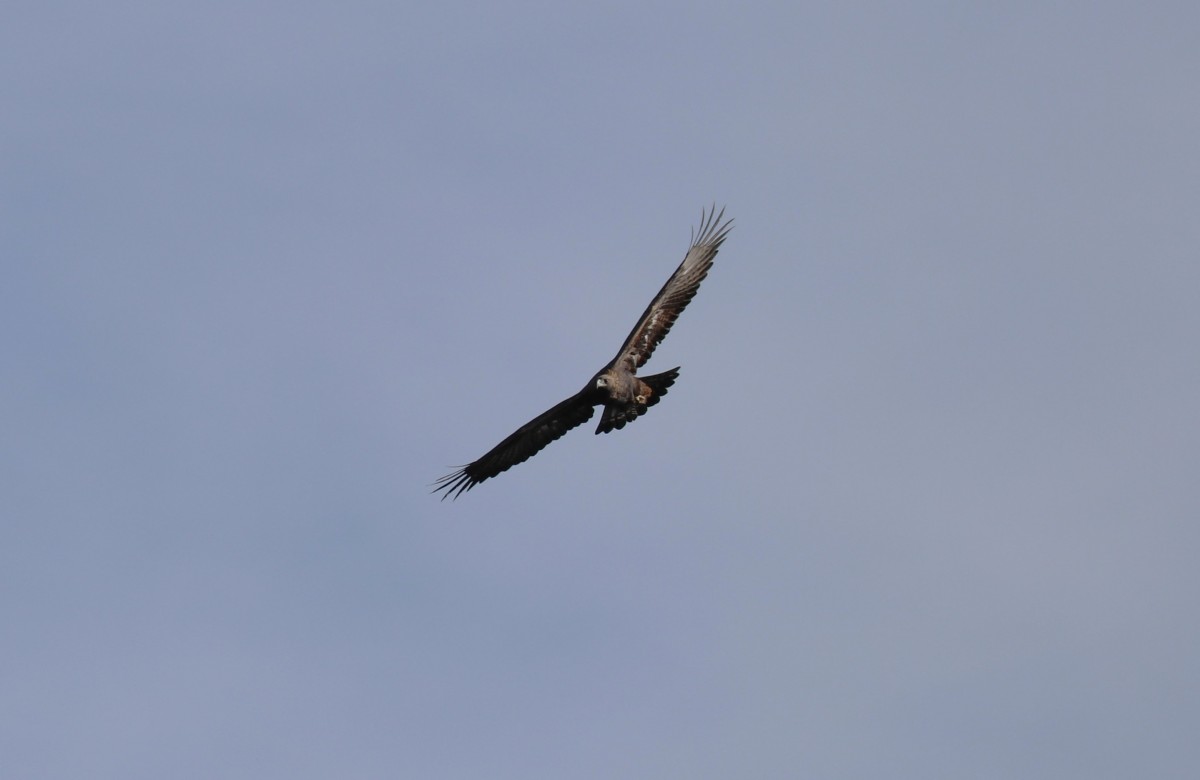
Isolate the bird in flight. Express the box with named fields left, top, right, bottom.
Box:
left=433, top=205, right=733, bottom=499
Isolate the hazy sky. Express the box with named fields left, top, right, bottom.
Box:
left=4, top=2, right=1198, bottom=778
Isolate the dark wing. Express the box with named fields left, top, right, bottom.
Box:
left=432, top=389, right=598, bottom=500
left=609, top=205, right=733, bottom=372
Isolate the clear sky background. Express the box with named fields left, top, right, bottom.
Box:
left=4, top=2, right=1198, bottom=778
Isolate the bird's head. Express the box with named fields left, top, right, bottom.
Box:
left=595, top=376, right=608, bottom=389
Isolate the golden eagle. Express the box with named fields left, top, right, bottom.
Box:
left=434, top=206, right=733, bottom=499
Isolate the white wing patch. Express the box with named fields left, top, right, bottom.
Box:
left=636, top=311, right=663, bottom=365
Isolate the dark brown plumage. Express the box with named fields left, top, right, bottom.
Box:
left=433, top=206, right=732, bottom=499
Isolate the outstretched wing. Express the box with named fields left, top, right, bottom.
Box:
left=609, top=205, right=733, bottom=372
left=432, top=389, right=597, bottom=500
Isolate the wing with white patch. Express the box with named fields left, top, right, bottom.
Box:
left=609, top=205, right=732, bottom=372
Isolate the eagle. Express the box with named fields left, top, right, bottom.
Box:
left=433, top=205, right=733, bottom=499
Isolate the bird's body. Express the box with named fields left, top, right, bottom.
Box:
left=434, top=206, right=732, bottom=499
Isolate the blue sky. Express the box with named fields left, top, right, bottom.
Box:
left=3, top=2, right=1198, bottom=777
